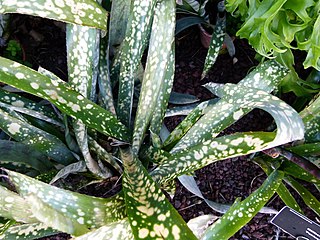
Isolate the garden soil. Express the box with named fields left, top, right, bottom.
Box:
left=3, top=16, right=319, bottom=240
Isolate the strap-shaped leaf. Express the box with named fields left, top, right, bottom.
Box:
left=254, top=157, right=303, bottom=213
left=116, top=0, right=157, bottom=127
left=300, top=93, right=320, bottom=143
left=201, top=15, right=226, bottom=79
left=172, top=82, right=303, bottom=153
left=0, top=185, right=37, bottom=223
left=201, top=170, right=284, bottom=240
left=171, top=60, right=289, bottom=152
left=0, top=88, right=57, bottom=119
left=4, top=169, right=127, bottom=231
left=73, top=219, right=134, bottom=240
left=132, top=0, right=176, bottom=153
left=0, top=140, right=53, bottom=172
left=150, top=45, right=175, bottom=137
left=109, top=0, right=131, bottom=48
left=0, top=57, right=130, bottom=141
left=66, top=22, right=109, bottom=178
left=284, top=176, right=320, bottom=217
left=0, top=222, right=57, bottom=240
left=120, top=148, right=197, bottom=240
left=0, top=108, right=74, bottom=165
left=0, top=0, right=108, bottom=30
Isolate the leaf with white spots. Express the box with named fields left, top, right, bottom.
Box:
left=254, top=157, right=304, bottom=213
left=149, top=45, right=175, bottom=137
left=201, top=15, right=226, bottom=79
left=201, top=170, right=284, bottom=240
left=163, top=99, right=216, bottom=151
left=73, top=219, right=134, bottom=240
left=0, top=222, right=58, bottom=240
left=0, top=140, right=53, bottom=172
left=120, top=147, right=198, bottom=240
left=4, top=169, right=127, bottom=232
left=0, top=57, right=130, bottom=142
left=284, top=176, right=320, bottom=217
left=0, top=88, right=57, bottom=120
left=0, top=0, right=108, bottom=30
left=0, top=108, right=75, bottom=165
left=300, top=93, right=320, bottom=143
left=109, top=0, right=131, bottom=48
left=0, top=185, right=37, bottom=223
left=132, top=0, right=176, bottom=154
left=66, top=21, right=109, bottom=178
left=171, top=60, right=290, bottom=152
left=116, top=0, right=157, bottom=127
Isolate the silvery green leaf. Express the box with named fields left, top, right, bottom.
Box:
left=5, top=170, right=127, bottom=233
left=72, top=219, right=133, bottom=240
left=169, top=92, right=199, bottom=105
left=0, top=222, right=57, bottom=240
left=0, top=0, right=108, bottom=30
left=201, top=170, right=283, bottom=239
left=49, top=161, right=87, bottom=185
left=132, top=0, right=176, bottom=154
left=0, top=57, right=130, bottom=142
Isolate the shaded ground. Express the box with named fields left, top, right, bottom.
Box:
left=1, top=15, right=319, bottom=240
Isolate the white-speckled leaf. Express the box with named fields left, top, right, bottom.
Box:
left=72, top=219, right=134, bottom=240
left=300, top=93, right=320, bottom=143
left=67, top=20, right=109, bottom=178
left=201, top=16, right=226, bottom=79
left=0, top=0, right=108, bottom=30
left=116, top=0, right=157, bottom=127
left=0, top=222, right=57, bottom=240
left=0, top=57, right=130, bottom=141
left=5, top=170, right=127, bottom=230
left=109, top=0, right=131, bottom=48
left=172, top=62, right=294, bottom=153
left=0, top=108, right=75, bottom=165
left=120, top=148, right=197, bottom=240
left=285, top=176, right=320, bottom=216
left=0, top=140, right=53, bottom=172
left=132, top=0, right=176, bottom=154
left=0, top=185, right=37, bottom=223
left=201, top=170, right=284, bottom=240
left=150, top=45, right=175, bottom=137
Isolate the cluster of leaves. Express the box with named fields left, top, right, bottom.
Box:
left=0, top=0, right=318, bottom=239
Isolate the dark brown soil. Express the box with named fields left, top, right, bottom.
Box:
left=1, top=15, right=319, bottom=240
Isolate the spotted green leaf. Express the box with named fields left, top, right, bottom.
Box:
left=132, top=0, right=176, bottom=154
left=0, top=108, right=75, bottom=165
left=120, top=148, right=197, bottom=240
left=4, top=169, right=127, bottom=232
left=150, top=45, right=175, bottom=137
left=171, top=60, right=290, bottom=152
left=0, top=185, right=37, bottom=223
left=254, top=157, right=303, bottom=214
left=0, top=222, right=57, bottom=240
left=284, top=176, right=320, bottom=217
left=201, top=170, right=284, bottom=240
left=0, top=57, right=130, bottom=142
left=66, top=22, right=109, bottom=178
left=109, top=0, right=131, bottom=48
left=0, top=140, right=53, bottom=172
left=73, top=219, right=133, bottom=240
left=300, top=93, right=320, bottom=143
left=201, top=15, right=226, bottom=79
left=116, top=0, right=157, bottom=127
left=0, top=0, right=108, bottom=30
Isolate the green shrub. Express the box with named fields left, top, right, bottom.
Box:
left=0, top=0, right=318, bottom=239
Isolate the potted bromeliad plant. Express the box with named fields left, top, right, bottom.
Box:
left=0, top=0, right=319, bottom=239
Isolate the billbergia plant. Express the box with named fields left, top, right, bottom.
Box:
left=0, top=0, right=319, bottom=239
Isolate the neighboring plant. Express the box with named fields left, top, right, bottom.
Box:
left=0, top=1, right=318, bottom=240
left=225, top=0, right=320, bottom=97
